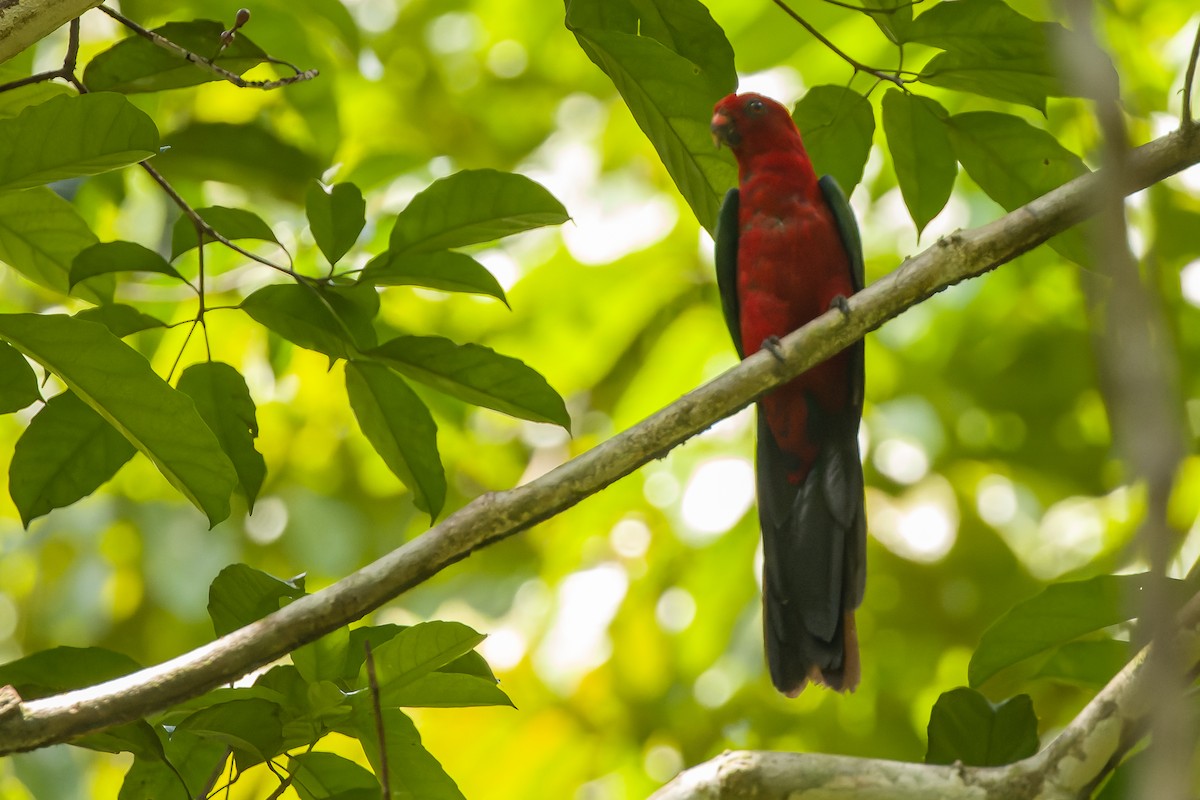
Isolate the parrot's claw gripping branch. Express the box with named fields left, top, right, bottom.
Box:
left=829, top=295, right=852, bottom=319
left=761, top=335, right=788, bottom=364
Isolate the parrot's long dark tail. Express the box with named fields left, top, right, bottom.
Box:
left=755, top=399, right=866, bottom=696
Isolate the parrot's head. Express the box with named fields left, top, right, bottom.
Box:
left=711, top=92, right=803, bottom=157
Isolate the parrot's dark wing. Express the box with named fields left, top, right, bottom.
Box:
left=714, top=188, right=744, bottom=359
left=819, top=175, right=863, bottom=293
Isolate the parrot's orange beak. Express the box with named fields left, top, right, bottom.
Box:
left=711, top=112, right=738, bottom=149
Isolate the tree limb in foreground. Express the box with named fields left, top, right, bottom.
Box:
left=0, top=124, right=1198, bottom=757
left=650, top=591, right=1200, bottom=800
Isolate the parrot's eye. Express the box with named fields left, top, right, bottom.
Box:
left=746, top=98, right=765, bottom=115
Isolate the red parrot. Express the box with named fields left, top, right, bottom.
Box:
left=710, top=92, right=866, bottom=695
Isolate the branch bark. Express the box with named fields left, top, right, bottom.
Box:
left=650, top=592, right=1200, bottom=799
left=0, top=0, right=99, bottom=65
left=0, top=125, right=1198, bottom=757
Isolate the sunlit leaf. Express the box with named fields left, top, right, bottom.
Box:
left=83, top=20, right=268, bottom=93
left=926, top=687, right=1038, bottom=766
left=337, top=707, right=465, bottom=800
left=9, top=391, right=136, bottom=526
left=0, top=187, right=111, bottom=302
left=969, top=573, right=1188, bottom=686
left=306, top=182, right=366, bottom=265
left=389, top=169, right=568, bottom=253
left=383, top=671, right=513, bottom=709
left=208, top=564, right=306, bottom=637
left=367, top=335, right=570, bottom=428
left=177, top=362, right=266, bottom=509
left=70, top=241, right=184, bottom=287
left=857, top=0, right=913, bottom=43
left=0, top=340, right=40, bottom=414
left=241, top=283, right=378, bottom=359
left=881, top=90, right=956, bottom=234
left=356, top=621, right=485, bottom=699
left=565, top=0, right=737, bottom=234
left=358, top=250, right=508, bottom=305
left=792, top=85, right=875, bottom=195
left=1033, top=639, right=1130, bottom=686
left=344, top=360, right=445, bottom=517
left=0, top=93, right=158, bottom=191
left=292, top=626, right=351, bottom=684
left=0, top=314, right=237, bottom=526
left=170, top=205, right=282, bottom=260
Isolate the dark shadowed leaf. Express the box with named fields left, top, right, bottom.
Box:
left=83, top=20, right=268, bottom=93
left=75, top=721, right=165, bottom=761
left=8, top=391, right=136, bottom=526
left=792, top=86, right=875, bottom=195
left=242, top=283, right=379, bottom=359
left=945, top=111, right=1091, bottom=264
left=1033, top=639, right=1130, bottom=686
left=367, top=335, right=570, bottom=428
left=0, top=93, right=158, bottom=191
left=926, top=687, right=1038, bottom=766
left=969, top=573, right=1187, bottom=686
left=337, top=707, right=465, bottom=800
left=389, top=169, right=568, bottom=253
left=170, top=205, right=282, bottom=260
left=156, top=122, right=322, bottom=201
left=75, top=304, right=167, bottom=338
left=881, top=90, right=956, bottom=234
left=290, top=751, right=379, bottom=800
left=208, top=563, right=306, bottom=637
left=344, top=360, right=445, bottom=517
left=566, top=0, right=737, bottom=234
left=0, top=645, right=140, bottom=697
left=0, top=340, right=40, bottom=413
left=0, top=314, right=237, bottom=526
left=358, top=250, right=507, bottom=305
left=0, top=187, right=112, bottom=302
left=177, top=362, right=266, bottom=509
left=70, top=241, right=183, bottom=287
left=292, top=626, right=351, bottom=684
left=174, top=698, right=284, bottom=769
left=116, top=730, right=227, bottom=800
left=306, top=182, right=366, bottom=265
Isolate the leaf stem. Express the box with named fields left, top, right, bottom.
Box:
left=771, top=0, right=912, bottom=87
left=1184, top=21, right=1200, bottom=129
left=0, top=18, right=81, bottom=94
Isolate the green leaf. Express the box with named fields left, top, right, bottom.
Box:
left=0, top=186, right=112, bottom=302
left=0, top=314, right=238, bottom=526
left=908, top=0, right=1050, bottom=52
left=177, top=362, right=266, bottom=509
left=170, top=205, right=282, bottom=260
left=75, top=721, right=165, bottom=761
left=83, top=20, right=268, bottom=93
left=241, top=283, right=379, bottom=359
left=792, top=86, right=876, bottom=195
left=389, top=169, right=568, bottom=254
left=367, top=335, right=570, bottom=428
left=359, top=621, right=486, bottom=696
left=117, top=730, right=227, bottom=800
left=566, top=0, right=737, bottom=235
left=290, top=752, right=379, bottom=800
left=881, top=90, right=956, bottom=234
left=926, top=687, right=1038, bottom=766
left=857, top=0, right=914, bottom=43
left=292, top=626, right=351, bottom=684
left=382, top=671, right=513, bottom=709
left=9, top=391, right=136, bottom=526
left=156, top=122, right=323, bottom=202
left=74, top=304, right=167, bottom=338
left=337, top=707, right=465, bottom=800
left=969, top=573, right=1187, bottom=687
left=0, top=645, right=141, bottom=698
left=920, top=50, right=1060, bottom=113
left=945, top=111, right=1090, bottom=264
left=69, top=241, right=183, bottom=287
left=307, top=182, right=366, bottom=265
left=358, top=250, right=508, bottom=305
left=1032, top=639, right=1130, bottom=686
left=344, top=360, right=445, bottom=517
left=0, top=340, right=40, bottom=414
left=208, top=564, right=306, bottom=637
left=174, top=698, right=284, bottom=769
left=0, top=93, right=158, bottom=191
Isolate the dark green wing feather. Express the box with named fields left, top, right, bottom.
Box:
left=714, top=188, right=743, bottom=359
left=818, top=175, right=863, bottom=293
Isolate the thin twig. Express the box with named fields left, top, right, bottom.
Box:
left=772, top=0, right=913, bottom=87
left=0, top=18, right=82, bottom=94
left=820, top=0, right=925, bottom=12
left=364, top=643, right=391, bottom=796
left=1184, top=21, right=1200, bottom=128
left=96, top=4, right=319, bottom=90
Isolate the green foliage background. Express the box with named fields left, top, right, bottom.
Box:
left=0, top=0, right=1199, bottom=797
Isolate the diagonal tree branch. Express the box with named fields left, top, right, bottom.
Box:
left=0, top=0, right=99, bottom=66
left=649, top=591, right=1200, bottom=800
left=0, top=124, right=1198, bottom=757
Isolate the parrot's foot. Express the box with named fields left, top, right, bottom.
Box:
left=829, top=295, right=851, bottom=319
left=761, top=335, right=786, bottom=363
